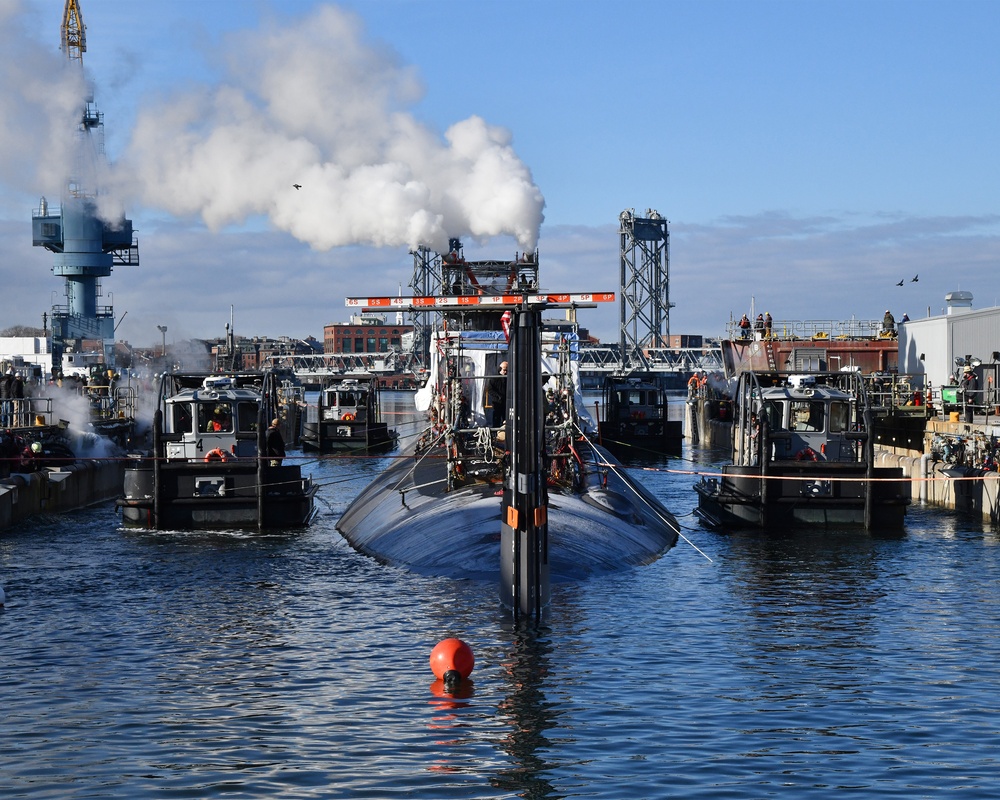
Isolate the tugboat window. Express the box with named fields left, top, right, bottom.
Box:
left=762, top=401, right=783, bottom=431
left=172, top=403, right=192, bottom=433
left=791, top=400, right=824, bottom=432
left=237, top=402, right=258, bottom=432
left=200, top=402, right=234, bottom=433
left=829, top=401, right=849, bottom=433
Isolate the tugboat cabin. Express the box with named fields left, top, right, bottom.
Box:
left=162, top=376, right=261, bottom=462
left=320, top=378, right=372, bottom=423
left=733, top=373, right=867, bottom=466
left=599, top=373, right=682, bottom=456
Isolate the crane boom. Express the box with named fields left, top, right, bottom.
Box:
left=61, top=0, right=86, bottom=63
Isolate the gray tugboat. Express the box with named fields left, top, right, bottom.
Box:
left=301, top=374, right=396, bottom=453
left=336, top=246, right=680, bottom=618
left=598, top=372, right=683, bottom=457
left=117, top=371, right=317, bottom=530
left=694, top=370, right=909, bottom=530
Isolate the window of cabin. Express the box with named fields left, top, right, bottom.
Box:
left=791, top=400, right=825, bottom=432
left=171, top=403, right=192, bottom=433
left=237, top=402, right=258, bottom=432
left=829, top=401, right=850, bottom=433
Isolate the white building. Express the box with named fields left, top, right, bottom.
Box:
left=0, top=336, right=51, bottom=377
left=898, top=291, right=1000, bottom=389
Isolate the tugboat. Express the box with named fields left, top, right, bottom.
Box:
left=301, top=374, right=396, bottom=452
left=117, top=370, right=317, bottom=530
left=694, top=370, right=909, bottom=530
left=336, top=244, right=680, bottom=618
left=598, top=372, right=683, bottom=457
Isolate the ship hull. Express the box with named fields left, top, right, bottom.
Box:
left=118, top=462, right=317, bottom=530
left=694, top=463, right=909, bottom=530
left=336, top=442, right=679, bottom=580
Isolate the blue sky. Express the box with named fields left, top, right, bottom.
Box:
left=1, top=0, right=998, bottom=346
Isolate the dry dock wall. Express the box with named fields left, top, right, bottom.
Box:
left=0, top=461, right=125, bottom=531
left=876, top=451, right=1000, bottom=524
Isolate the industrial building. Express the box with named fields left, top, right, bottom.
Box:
left=898, top=291, right=1000, bottom=398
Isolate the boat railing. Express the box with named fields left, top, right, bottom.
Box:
left=728, top=318, right=884, bottom=341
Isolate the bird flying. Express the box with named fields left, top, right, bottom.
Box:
left=911, top=274, right=919, bottom=282
left=293, top=184, right=302, bottom=190
left=896, top=279, right=904, bottom=286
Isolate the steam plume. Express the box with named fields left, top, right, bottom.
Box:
left=113, top=6, right=545, bottom=252
left=0, top=0, right=87, bottom=193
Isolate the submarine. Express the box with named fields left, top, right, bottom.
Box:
left=336, top=245, right=680, bottom=617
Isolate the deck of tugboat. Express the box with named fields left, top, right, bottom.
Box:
left=335, top=434, right=681, bottom=581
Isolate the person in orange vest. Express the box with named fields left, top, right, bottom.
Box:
left=738, top=314, right=751, bottom=339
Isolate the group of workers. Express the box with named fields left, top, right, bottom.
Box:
left=738, top=313, right=774, bottom=340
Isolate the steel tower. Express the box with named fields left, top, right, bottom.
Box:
left=619, top=208, right=672, bottom=372
left=32, top=0, right=139, bottom=374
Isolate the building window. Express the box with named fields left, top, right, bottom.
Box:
left=378, top=337, right=388, bottom=352
left=342, top=339, right=352, bottom=353
left=355, top=337, right=363, bottom=352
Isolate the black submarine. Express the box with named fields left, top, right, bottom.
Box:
left=336, top=245, right=680, bottom=618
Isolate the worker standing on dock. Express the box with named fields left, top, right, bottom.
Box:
left=962, top=366, right=979, bottom=423
left=0, top=370, right=12, bottom=427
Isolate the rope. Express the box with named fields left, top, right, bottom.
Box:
left=473, top=426, right=495, bottom=461
left=572, top=423, right=714, bottom=563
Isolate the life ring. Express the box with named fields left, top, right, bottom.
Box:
left=795, top=447, right=818, bottom=461
left=204, top=448, right=229, bottom=462
left=342, top=412, right=355, bottom=421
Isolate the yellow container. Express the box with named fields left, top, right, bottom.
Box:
left=949, top=411, right=960, bottom=422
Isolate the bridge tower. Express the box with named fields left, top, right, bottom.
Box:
left=619, top=209, right=672, bottom=372
left=32, top=0, right=139, bottom=374
left=407, top=244, right=447, bottom=371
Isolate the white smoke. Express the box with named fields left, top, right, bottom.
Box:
left=110, top=5, right=545, bottom=252
left=0, top=0, right=88, bottom=194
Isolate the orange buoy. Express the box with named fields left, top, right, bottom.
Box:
left=429, top=638, right=474, bottom=687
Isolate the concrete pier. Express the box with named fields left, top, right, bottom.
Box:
left=0, top=461, right=125, bottom=531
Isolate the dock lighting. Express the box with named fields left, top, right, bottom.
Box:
left=157, top=325, right=167, bottom=357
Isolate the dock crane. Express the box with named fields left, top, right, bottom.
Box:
left=61, top=0, right=86, bottom=63
left=32, top=0, right=139, bottom=375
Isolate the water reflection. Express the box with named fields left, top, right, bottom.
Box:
left=491, top=624, right=560, bottom=799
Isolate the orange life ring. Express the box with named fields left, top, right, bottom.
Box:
left=342, top=412, right=355, bottom=421
left=795, top=447, right=818, bottom=461
left=205, top=448, right=229, bottom=462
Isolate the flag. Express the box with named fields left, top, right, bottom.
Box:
left=501, top=310, right=511, bottom=342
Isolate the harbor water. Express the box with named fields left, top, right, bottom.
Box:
left=2, top=391, right=999, bottom=798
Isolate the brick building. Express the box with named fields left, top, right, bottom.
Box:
left=323, top=315, right=412, bottom=355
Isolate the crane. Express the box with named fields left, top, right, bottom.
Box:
left=61, top=0, right=86, bottom=64
left=32, top=0, right=139, bottom=374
